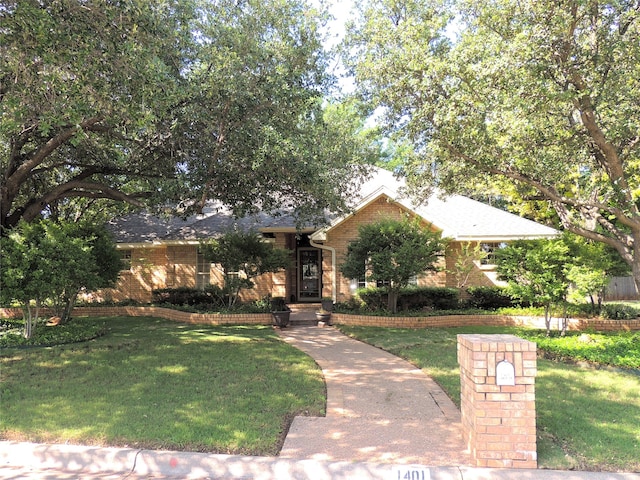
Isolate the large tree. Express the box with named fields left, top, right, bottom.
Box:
left=344, top=0, right=640, bottom=288
left=1, top=0, right=370, bottom=232
left=1, top=0, right=196, bottom=230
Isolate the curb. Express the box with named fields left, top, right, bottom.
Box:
left=1, top=442, right=639, bottom=480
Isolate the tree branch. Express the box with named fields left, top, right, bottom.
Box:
left=20, top=180, right=146, bottom=223
left=6, top=117, right=104, bottom=198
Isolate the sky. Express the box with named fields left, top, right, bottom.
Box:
left=322, top=0, right=356, bottom=49
left=315, top=0, right=358, bottom=93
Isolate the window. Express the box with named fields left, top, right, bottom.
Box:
left=196, top=250, right=211, bottom=289
left=350, top=277, right=367, bottom=292
left=480, top=242, right=507, bottom=265
left=376, top=276, right=417, bottom=288
left=120, top=250, right=132, bottom=269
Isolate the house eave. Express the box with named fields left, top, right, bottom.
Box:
left=451, top=233, right=559, bottom=242
left=116, top=240, right=201, bottom=249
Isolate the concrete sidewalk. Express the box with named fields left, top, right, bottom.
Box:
left=1, top=441, right=638, bottom=479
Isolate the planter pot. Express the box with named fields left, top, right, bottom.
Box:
left=316, top=312, right=332, bottom=325
left=272, top=310, right=291, bottom=328
left=321, top=299, right=334, bottom=312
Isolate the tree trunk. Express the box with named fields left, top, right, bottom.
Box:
left=388, top=289, right=399, bottom=314
left=560, top=302, right=568, bottom=337
left=62, top=291, right=79, bottom=322
left=632, top=245, right=640, bottom=299
left=544, top=304, right=551, bottom=337
left=22, top=299, right=41, bottom=339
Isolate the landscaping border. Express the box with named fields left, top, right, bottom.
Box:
left=0, top=306, right=270, bottom=326
left=332, top=313, right=640, bottom=331
left=2, top=307, right=639, bottom=331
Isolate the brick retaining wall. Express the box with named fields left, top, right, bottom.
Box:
left=0, top=306, right=270, bottom=326
left=2, top=307, right=639, bottom=331
left=332, top=313, right=640, bottom=331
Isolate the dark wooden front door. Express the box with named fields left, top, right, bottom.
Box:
left=298, top=248, right=321, bottom=301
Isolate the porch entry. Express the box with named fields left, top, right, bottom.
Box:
left=298, top=248, right=321, bottom=301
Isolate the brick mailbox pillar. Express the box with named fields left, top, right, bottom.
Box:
left=457, top=334, right=537, bottom=469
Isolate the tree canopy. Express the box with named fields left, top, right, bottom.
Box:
left=0, top=219, right=121, bottom=336
left=340, top=217, right=446, bottom=312
left=496, top=239, right=571, bottom=335
left=1, top=0, right=373, bottom=232
left=344, top=0, right=640, bottom=287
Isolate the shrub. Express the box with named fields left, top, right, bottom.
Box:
left=466, top=286, right=514, bottom=309
left=602, top=303, right=639, bottom=320
left=152, top=287, right=213, bottom=306
left=355, top=287, right=388, bottom=311
left=356, top=286, right=460, bottom=312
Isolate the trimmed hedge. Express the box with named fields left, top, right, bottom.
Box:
left=152, top=287, right=216, bottom=306
left=356, top=286, right=460, bottom=311
left=465, top=286, right=515, bottom=309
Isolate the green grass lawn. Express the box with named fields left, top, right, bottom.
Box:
left=337, top=325, right=640, bottom=472
left=0, top=317, right=325, bottom=455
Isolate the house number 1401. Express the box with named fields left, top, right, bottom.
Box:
left=392, top=466, right=430, bottom=480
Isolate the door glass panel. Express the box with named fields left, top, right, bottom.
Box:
left=299, top=249, right=320, bottom=299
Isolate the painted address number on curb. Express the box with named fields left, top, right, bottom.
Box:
left=391, top=466, right=430, bottom=480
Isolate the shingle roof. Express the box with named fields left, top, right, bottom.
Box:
left=107, top=204, right=304, bottom=244
left=107, top=167, right=558, bottom=244
left=413, top=193, right=558, bottom=240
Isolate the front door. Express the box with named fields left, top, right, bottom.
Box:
left=298, top=248, right=321, bottom=301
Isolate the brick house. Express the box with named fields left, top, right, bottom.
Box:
left=103, top=168, right=558, bottom=304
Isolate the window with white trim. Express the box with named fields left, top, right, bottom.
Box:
left=196, top=250, right=211, bottom=289
left=120, top=250, right=132, bottom=270
left=350, top=277, right=367, bottom=292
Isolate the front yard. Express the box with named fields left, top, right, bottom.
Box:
left=1, top=315, right=638, bottom=472
left=338, top=325, right=640, bottom=472
left=0, top=317, right=325, bottom=455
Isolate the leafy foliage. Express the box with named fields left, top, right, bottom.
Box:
left=465, top=286, right=515, bottom=310
left=0, top=317, right=107, bottom=348
left=496, top=239, right=570, bottom=335
left=199, top=230, right=290, bottom=307
left=520, top=330, right=640, bottom=370
left=1, top=0, right=372, bottom=230
left=344, top=0, right=640, bottom=289
left=340, top=217, right=446, bottom=313
left=601, top=303, right=639, bottom=320
left=0, top=220, right=122, bottom=336
left=356, top=286, right=459, bottom=311
left=151, top=287, right=215, bottom=307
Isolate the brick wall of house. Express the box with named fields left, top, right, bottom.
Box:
left=101, top=246, right=172, bottom=303
left=166, top=245, right=198, bottom=289
left=326, top=197, right=447, bottom=303
left=98, top=200, right=507, bottom=304
left=99, top=238, right=292, bottom=304
left=445, top=242, right=500, bottom=292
